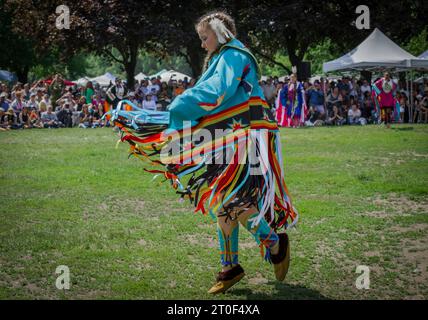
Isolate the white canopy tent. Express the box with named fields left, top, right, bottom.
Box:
left=418, top=50, right=428, bottom=60
left=323, top=28, right=428, bottom=72
left=134, top=72, right=148, bottom=82
left=73, top=77, right=91, bottom=86
left=89, top=72, right=116, bottom=87
left=148, top=69, right=168, bottom=79
left=158, top=70, right=191, bottom=83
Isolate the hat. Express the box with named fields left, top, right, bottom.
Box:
left=7, top=108, right=14, bottom=115
left=30, top=92, right=36, bottom=97
left=0, top=92, right=7, bottom=98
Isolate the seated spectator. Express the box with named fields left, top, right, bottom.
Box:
left=174, top=81, right=185, bottom=97
left=360, top=79, right=371, bottom=100
left=29, top=107, right=43, bottom=128
left=326, top=87, right=342, bottom=114
left=10, top=91, right=26, bottom=115
left=417, top=95, right=428, bottom=123
left=348, top=103, right=363, bottom=125
left=27, top=93, right=39, bottom=110
left=4, top=108, right=22, bottom=129
left=91, top=104, right=104, bottom=128
left=361, top=91, right=375, bottom=123
left=142, top=94, right=157, bottom=111
left=56, top=102, right=73, bottom=128
left=41, top=106, right=60, bottom=128
left=78, top=104, right=92, bottom=128
left=39, top=94, right=51, bottom=112
left=19, top=106, right=32, bottom=129
left=0, top=109, right=10, bottom=131
left=326, top=104, right=346, bottom=126
left=75, top=96, right=86, bottom=112
left=158, top=83, right=171, bottom=111
left=0, top=92, right=10, bottom=111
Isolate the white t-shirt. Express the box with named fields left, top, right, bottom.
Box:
left=142, top=100, right=157, bottom=111
left=348, top=108, right=361, bottom=119
left=147, top=84, right=160, bottom=95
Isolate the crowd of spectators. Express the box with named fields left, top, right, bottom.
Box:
left=263, top=75, right=428, bottom=127
left=0, top=74, right=196, bottom=131
left=1, top=72, right=427, bottom=131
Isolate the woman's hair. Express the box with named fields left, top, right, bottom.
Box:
left=195, top=11, right=237, bottom=72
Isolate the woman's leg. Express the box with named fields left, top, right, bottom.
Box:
left=236, top=206, right=280, bottom=259
left=216, top=213, right=239, bottom=272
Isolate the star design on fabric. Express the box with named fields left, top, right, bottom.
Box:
left=228, top=118, right=246, bottom=132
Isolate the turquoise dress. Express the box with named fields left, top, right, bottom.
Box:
left=108, top=38, right=298, bottom=231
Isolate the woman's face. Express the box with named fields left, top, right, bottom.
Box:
left=197, top=25, right=218, bottom=54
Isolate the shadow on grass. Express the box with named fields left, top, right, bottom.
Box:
left=230, top=281, right=330, bottom=300
left=391, top=127, right=415, bottom=131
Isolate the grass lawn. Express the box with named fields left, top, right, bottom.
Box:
left=0, top=124, right=427, bottom=300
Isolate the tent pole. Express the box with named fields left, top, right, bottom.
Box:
left=410, top=70, right=414, bottom=123
left=406, top=71, right=410, bottom=123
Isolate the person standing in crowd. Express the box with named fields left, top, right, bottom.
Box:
left=372, top=72, right=400, bottom=128
left=84, top=81, right=95, bottom=104
left=107, top=78, right=127, bottom=108
left=307, top=80, right=325, bottom=120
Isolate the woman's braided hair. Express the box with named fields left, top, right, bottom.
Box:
left=195, top=11, right=237, bottom=72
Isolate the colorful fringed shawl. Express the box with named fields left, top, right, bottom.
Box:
left=108, top=38, right=298, bottom=231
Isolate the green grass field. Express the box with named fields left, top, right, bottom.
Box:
left=0, top=124, right=427, bottom=300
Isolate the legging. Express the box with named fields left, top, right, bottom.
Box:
left=381, top=106, right=393, bottom=124
left=216, top=205, right=279, bottom=266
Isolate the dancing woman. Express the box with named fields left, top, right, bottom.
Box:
left=108, top=11, right=298, bottom=294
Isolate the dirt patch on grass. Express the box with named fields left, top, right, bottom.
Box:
left=362, top=193, right=428, bottom=217
left=247, top=272, right=269, bottom=285
left=181, top=234, right=217, bottom=248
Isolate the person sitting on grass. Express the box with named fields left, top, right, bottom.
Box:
left=29, top=107, right=43, bottom=128
left=4, top=108, right=22, bottom=129
left=326, top=104, right=345, bottom=126
left=348, top=103, right=362, bottom=125
left=41, top=106, right=61, bottom=128
left=91, top=104, right=104, bottom=128
left=142, top=93, right=157, bottom=111
left=19, top=106, right=32, bottom=129
left=78, top=104, right=93, bottom=128
left=0, top=109, right=10, bottom=131
left=56, top=102, right=73, bottom=128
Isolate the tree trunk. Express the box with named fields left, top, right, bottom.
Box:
left=16, top=66, right=29, bottom=84
left=186, top=45, right=203, bottom=79
left=124, top=44, right=138, bottom=90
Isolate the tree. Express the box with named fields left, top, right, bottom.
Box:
left=8, top=0, right=164, bottom=88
